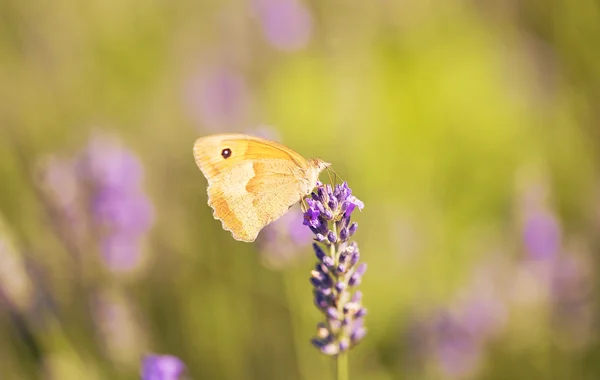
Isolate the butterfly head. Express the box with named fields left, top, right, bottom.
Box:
left=304, top=158, right=331, bottom=192
left=309, top=158, right=331, bottom=173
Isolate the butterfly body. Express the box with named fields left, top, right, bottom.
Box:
left=193, top=133, right=330, bottom=242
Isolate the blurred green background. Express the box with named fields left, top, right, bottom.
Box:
left=1, top=0, right=600, bottom=379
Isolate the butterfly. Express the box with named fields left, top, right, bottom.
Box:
left=193, top=133, right=330, bottom=242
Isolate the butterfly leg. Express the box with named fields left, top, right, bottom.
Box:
left=300, top=197, right=308, bottom=213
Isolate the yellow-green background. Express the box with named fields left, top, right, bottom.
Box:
left=1, top=0, right=599, bottom=379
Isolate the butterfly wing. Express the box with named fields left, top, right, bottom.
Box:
left=193, top=134, right=311, bottom=242
left=206, top=159, right=308, bottom=242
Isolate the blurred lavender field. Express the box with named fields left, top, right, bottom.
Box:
left=1, top=0, right=600, bottom=379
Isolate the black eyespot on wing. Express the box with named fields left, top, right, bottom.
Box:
left=221, top=148, right=232, bottom=159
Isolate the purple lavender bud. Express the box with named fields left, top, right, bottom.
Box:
left=336, top=264, right=346, bottom=275
left=313, top=243, right=326, bottom=261
left=350, top=326, right=367, bottom=344
left=333, top=184, right=341, bottom=199
left=321, top=274, right=333, bottom=288
left=328, top=196, right=338, bottom=211
left=339, top=227, right=349, bottom=241
left=315, top=233, right=327, bottom=242
left=311, top=266, right=332, bottom=286
left=327, top=231, right=337, bottom=244
left=355, top=308, right=367, bottom=318
left=323, top=208, right=334, bottom=220
left=305, top=215, right=321, bottom=229
left=340, top=201, right=349, bottom=215
left=311, top=338, right=326, bottom=349
left=317, top=263, right=329, bottom=274
left=141, top=354, right=186, bottom=380
left=342, top=302, right=356, bottom=314
left=339, top=253, right=349, bottom=267
left=346, top=195, right=364, bottom=214
left=309, top=222, right=328, bottom=236
left=350, top=250, right=360, bottom=267
left=348, top=222, right=358, bottom=236
left=316, top=222, right=329, bottom=235
left=317, top=186, right=328, bottom=203
left=335, top=282, right=347, bottom=293
left=326, top=184, right=334, bottom=198
left=311, top=272, right=333, bottom=289
left=351, top=291, right=363, bottom=303
left=336, top=217, right=348, bottom=232
left=356, top=263, right=368, bottom=276
left=310, top=276, right=323, bottom=288
left=314, top=291, right=329, bottom=309
left=349, top=263, right=367, bottom=286
left=321, top=343, right=340, bottom=356
left=341, top=241, right=357, bottom=254
left=334, top=182, right=350, bottom=203
left=315, top=200, right=326, bottom=214
left=322, top=256, right=335, bottom=269
left=326, top=307, right=339, bottom=320
left=303, top=199, right=321, bottom=225
left=341, top=182, right=353, bottom=198
left=339, top=339, right=350, bottom=352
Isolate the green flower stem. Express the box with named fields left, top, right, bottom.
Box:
left=337, top=351, right=348, bottom=380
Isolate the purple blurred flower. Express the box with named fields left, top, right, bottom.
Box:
left=306, top=182, right=366, bottom=355
left=37, top=132, right=154, bottom=273
left=185, top=66, right=250, bottom=132
left=78, top=133, right=154, bottom=272
left=432, top=311, right=483, bottom=378
left=252, top=0, right=313, bottom=51
left=513, top=179, right=596, bottom=348
left=77, top=135, right=144, bottom=190
left=522, top=209, right=561, bottom=260
left=549, top=252, right=595, bottom=347
left=141, top=354, right=186, bottom=380
left=407, top=304, right=496, bottom=379
left=258, top=205, right=314, bottom=269
left=405, top=258, right=509, bottom=378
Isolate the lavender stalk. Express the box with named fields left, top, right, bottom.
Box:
left=303, top=181, right=366, bottom=380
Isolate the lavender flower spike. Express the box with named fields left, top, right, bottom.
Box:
left=305, top=181, right=366, bottom=356
left=141, top=354, right=187, bottom=380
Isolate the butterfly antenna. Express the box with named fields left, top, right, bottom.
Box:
left=327, top=166, right=344, bottom=185
left=326, top=167, right=334, bottom=186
